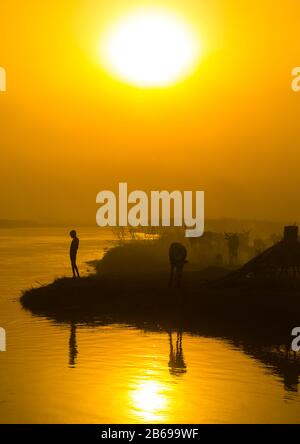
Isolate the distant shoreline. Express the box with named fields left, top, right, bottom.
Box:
left=0, top=221, right=112, bottom=229
left=0, top=218, right=289, bottom=238
left=0, top=220, right=40, bottom=228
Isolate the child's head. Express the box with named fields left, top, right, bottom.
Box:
left=70, top=230, right=77, bottom=239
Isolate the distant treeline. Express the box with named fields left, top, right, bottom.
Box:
left=0, top=219, right=39, bottom=228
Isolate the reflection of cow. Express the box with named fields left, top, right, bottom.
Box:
left=168, top=331, right=187, bottom=376
left=169, top=242, right=187, bottom=287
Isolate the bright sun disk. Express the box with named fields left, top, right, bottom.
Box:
left=100, top=8, right=201, bottom=87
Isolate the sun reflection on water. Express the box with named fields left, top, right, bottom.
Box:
left=130, top=379, right=170, bottom=422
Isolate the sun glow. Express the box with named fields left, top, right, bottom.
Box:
left=131, top=380, right=169, bottom=421
left=100, top=8, right=201, bottom=88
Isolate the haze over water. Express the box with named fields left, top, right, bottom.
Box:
left=0, top=227, right=299, bottom=424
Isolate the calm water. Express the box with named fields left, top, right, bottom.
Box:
left=0, top=227, right=299, bottom=424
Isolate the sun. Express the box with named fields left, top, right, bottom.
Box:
left=100, top=8, right=201, bottom=88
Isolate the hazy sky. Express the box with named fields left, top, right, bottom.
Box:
left=1, top=0, right=300, bottom=224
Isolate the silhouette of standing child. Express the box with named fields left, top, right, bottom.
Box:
left=70, top=230, right=80, bottom=278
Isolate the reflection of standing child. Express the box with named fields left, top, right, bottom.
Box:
left=70, top=230, right=80, bottom=278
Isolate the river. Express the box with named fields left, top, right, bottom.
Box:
left=0, top=227, right=299, bottom=423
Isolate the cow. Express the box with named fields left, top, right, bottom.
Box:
left=169, top=242, right=188, bottom=287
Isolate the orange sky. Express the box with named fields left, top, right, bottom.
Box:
left=1, top=0, right=300, bottom=224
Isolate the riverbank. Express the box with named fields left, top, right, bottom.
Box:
left=20, top=267, right=300, bottom=343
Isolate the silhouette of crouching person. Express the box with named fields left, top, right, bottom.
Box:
left=70, top=230, right=80, bottom=278
left=169, top=242, right=188, bottom=288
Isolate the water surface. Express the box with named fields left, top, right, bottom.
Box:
left=0, top=228, right=299, bottom=423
